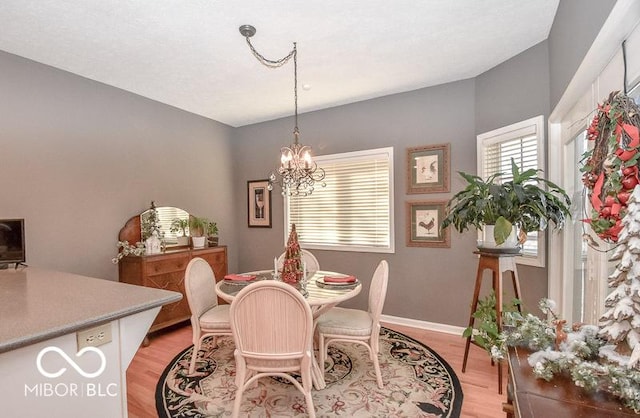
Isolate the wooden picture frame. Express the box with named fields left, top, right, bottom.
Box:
left=406, top=201, right=450, bottom=247
left=248, top=179, right=272, bottom=228
left=407, top=143, right=450, bottom=194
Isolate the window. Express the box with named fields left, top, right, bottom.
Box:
left=477, top=115, right=545, bottom=267
left=285, top=147, right=394, bottom=253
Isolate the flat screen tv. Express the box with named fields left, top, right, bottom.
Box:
left=0, top=219, right=25, bottom=267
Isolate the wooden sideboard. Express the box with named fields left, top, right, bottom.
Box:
left=504, top=345, right=637, bottom=417
left=118, top=246, right=228, bottom=339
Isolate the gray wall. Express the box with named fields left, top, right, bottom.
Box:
left=549, top=0, right=617, bottom=108
left=475, top=41, right=551, bottom=314
left=0, top=50, right=238, bottom=280
left=476, top=41, right=550, bottom=135
left=233, top=79, right=480, bottom=326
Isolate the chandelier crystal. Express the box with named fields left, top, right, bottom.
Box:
left=240, top=25, right=325, bottom=197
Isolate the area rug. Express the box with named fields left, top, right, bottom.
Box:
left=156, top=327, right=463, bottom=417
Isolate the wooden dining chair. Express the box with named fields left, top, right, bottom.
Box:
left=316, top=259, right=389, bottom=389
left=277, top=249, right=320, bottom=276
left=184, top=257, right=232, bottom=375
left=230, top=281, right=316, bottom=418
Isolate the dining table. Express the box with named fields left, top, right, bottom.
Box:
left=215, top=269, right=362, bottom=390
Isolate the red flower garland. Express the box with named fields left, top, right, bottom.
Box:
left=581, top=92, right=640, bottom=243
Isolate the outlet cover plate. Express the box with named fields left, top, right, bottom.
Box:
left=77, top=323, right=112, bottom=350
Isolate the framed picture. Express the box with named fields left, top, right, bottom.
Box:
left=248, top=179, right=272, bottom=228
left=406, top=201, right=450, bottom=247
left=407, top=143, right=450, bottom=194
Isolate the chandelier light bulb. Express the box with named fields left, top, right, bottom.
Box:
left=281, top=150, right=293, bottom=169
left=302, top=150, right=312, bottom=169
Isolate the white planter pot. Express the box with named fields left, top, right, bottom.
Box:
left=176, top=236, right=190, bottom=246
left=478, top=225, right=519, bottom=250
left=192, top=236, right=206, bottom=249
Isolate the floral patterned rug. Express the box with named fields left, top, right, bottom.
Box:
left=156, top=327, right=463, bottom=417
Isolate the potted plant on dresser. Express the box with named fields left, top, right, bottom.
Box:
left=440, top=159, right=572, bottom=251
left=205, top=220, right=219, bottom=247
left=189, top=216, right=207, bottom=249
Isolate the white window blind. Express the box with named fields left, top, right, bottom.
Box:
left=482, top=137, right=538, bottom=181
left=477, top=115, right=545, bottom=266
left=285, top=147, right=394, bottom=253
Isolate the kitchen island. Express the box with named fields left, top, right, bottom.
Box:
left=0, top=267, right=181, bottom=417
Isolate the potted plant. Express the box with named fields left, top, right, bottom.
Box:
left=169, top=218, right=190, bottom=246
left=462, top=291, right=521, bottom=357
left=205, top=220, right=219, bottom=247
left=441, top=159, right=571, bottom=249
left=189, top=216, right=207, bottom=249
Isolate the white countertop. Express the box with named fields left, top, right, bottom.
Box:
left=0, top=267, right=182, bottom=353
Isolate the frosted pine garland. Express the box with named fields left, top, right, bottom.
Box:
left=496, top=298, right=640, bottom=413
left=600, top=185, right=640, bottom=368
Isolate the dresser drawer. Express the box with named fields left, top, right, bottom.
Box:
left=197, top=251, right=225, bottom=267
left=145, top=254, right=190, bottom=276
left=193, top=246, right=225, bottom=261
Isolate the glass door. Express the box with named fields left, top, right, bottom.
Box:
left=562, top=131, right=587, bottom=323
left=562, top=128, right=618, bottom=325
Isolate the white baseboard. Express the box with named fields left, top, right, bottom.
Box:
left=381, top=314, right=465, bottom=336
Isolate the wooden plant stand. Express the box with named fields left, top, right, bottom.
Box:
left=462, top=250, right=522, bottom=394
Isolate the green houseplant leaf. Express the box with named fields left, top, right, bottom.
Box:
left=464, top=291, right=521, bottom=354
left=189, top=216, right=208, bottom=237
left=493, top=216, right=513, bottom=245
left=441, top=158, right=571, bottom=248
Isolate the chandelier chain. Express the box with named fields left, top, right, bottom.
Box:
left=240, top=25, right=326, bottom=197
left=293, top=43, right=299, bottom=144
left=244, top=35, right=299, bottom=145
left=244, top=37, right=295, bottom=69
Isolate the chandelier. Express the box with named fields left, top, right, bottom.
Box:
left=239, top=24, right=325, bottom=197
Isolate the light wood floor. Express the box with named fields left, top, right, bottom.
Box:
left=126, top=322, right=508, bottom=417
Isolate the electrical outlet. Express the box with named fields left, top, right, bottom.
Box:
left=77, top=323, right=112, bottom=350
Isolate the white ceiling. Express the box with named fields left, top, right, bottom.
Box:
left=0, top=0, right=559, bottom=127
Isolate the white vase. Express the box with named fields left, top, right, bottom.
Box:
left=192, top=236, right=206, bottom=249
left=478, top=225, right=519, bottom=251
